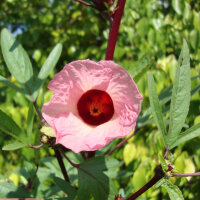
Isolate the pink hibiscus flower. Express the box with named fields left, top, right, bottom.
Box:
left=42, top=59, right=142, bottom=153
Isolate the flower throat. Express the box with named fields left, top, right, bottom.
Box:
left=77, top=89, right=114, bottom=126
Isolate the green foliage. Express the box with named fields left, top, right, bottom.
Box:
left=35, top=43, right=63, bottom=95
left=0, top=182, right=30, bottom=198
left=0, top=0, right=199, bottom=199
left=53, top=177, right=77, bottom=199
left=1, top=28, right=35, bottom=100
left=40, top=126, right=56, bottom=137
left=168, top=40, right=191, bottom=148
left=156, top=178, right=184, bottom=200
left=77, top=156, right=118, bottom=200
left=170, top=123, right=200, bottom=149
left=148, top=72, right=167, bottom=146
left=0, top=109, right=26, bottom=144
left=2, top=142, right=27, bottom=151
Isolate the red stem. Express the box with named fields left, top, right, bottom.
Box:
left=54, top=148, right=70, bottom=183
left=171, top=172, right=200, bottom=177
left=74, top=0, right=91, bottom=6
left=127, top=166, right=164, bottom=200
left=105, top=0, right=126, bottom=60
left=107, top=129, right=137, bottom=156
left=163, top=145, right=169, bottom=159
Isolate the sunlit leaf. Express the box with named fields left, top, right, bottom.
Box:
left=168, top=40, right=190, bottom=148
left=40, top=126, right=56, bottom=137
left=172, top=0, right=185, bottom=15
left=148, top=72, right=167, bottom=146
left=170, top=123, right=200, bottom=149
left=1, top=28, right=34, bottom=100
left=156, top=178, right=184, bottom=200
left=35, top=43, right=62, bottom=96
left=2, top=142, right=27, bottom=151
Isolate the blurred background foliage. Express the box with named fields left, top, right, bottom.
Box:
left=0, top=0, right=200, bottom=199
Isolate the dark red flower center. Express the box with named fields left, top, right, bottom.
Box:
left=77, top=89, right=114, bottom=126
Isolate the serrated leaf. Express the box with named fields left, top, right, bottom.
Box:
left=168, top=40, right=190, bottom=148
left=40, top=126, right=56, bottom=137
left=161, top=179, right=184, bottom=200
left=148, top=73, right=167, bottom=146
left=53, top=177, right=77, bottom=199
left=0, top=109, right=26, bottom=144
left=35, top=43, right=62, bottom=95
left=170, top=123, right=200, bottom=149
left=2, top=142, right=27, bottom=151
left=77, top=156, right=118, bottom=200
left=1, top=28, right=34, bottom=100
left=139, top=75, right=199, bottom=126
left=159, top=155, right=168, bottom=171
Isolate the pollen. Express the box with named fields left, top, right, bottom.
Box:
left=77, top=89, right=114, bottom=126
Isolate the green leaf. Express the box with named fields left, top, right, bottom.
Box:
left=130, top=55, right=152, bottom=83
left=27, top=103, right=35, bottom=143
left=0, top=75, right=23, bottom=93
left=193, top=11, right=200, bottom=30
left=2, top=141, right=27, bottom=151
left=0, top=182, right=30, bottom=198
left=148, top=73, right=167, bottom=146
left=35, top=43, right=62, bottom=95
left=40, top=126, right=56, bottom=137
left=138, top=76, right=199, bottom=127
left=170, top=123, right=200, bottom=149
left=160, top=179, right=184, bottom=200
left=77, top=156, right=118, bottom=200
left=168, top=40, right=190, bottom=148
left=189, top=30, right=199, bottom=49
left=123, top=143, right=137, bottom=165
left=172, top=0, right=185, bottom=15
left=159, top=155, right=168, bottom=171
left=1, top=28, right=34, bottom=99
left=53, top=177, right=77, bottom=199
left=0, top=109, right=26, bottom=144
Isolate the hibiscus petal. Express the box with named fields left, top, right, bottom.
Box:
left=53, top=113, right=94, bottom=153
left=85, top=115, right=134, bottom=150
left=98, top=60, right=143, bottom=126
left=66, top=60, right=112, bottom=91
left=42, top=95, right=69, bottom=127
left=42, top=59, right=143, bottom=153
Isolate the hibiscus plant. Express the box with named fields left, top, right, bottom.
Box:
left=0, top=0, right=200, bottom=200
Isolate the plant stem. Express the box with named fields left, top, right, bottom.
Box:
left=163, top=145, right=169, bottom=159
left=127, top=166, right=165, bottom=200
left=74, top=0, right=91, bottom=6
left=106, top=129, right=137, bottom=156
left=54, top=148, right=70, bottom=183
left=105, top=0, right=126, bottom=60
left=26, top=164, right=39, bottom=190
left=32, top=100, right=46, bottom=124
left=60, top=148, right=80, bottom=168
left=30, top=144, right=44, bottom=149
left=32, top=100, right=70, bottom=183
left=171, top=172, right=200, bottom=177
